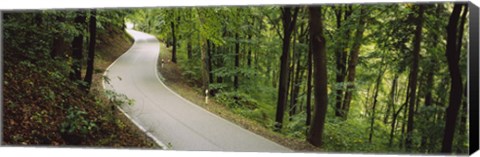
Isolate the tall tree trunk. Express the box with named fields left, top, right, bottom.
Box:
left=384, top=74, right=398, bottom=124
left=274, top=7, right=299, bottom=131
left=389, top=103, right=407, bottom=146
left=170, top=21, right=177, bottom=63
left=201, top=40, right=210, bottom=95
left=342, top=7, right=366, bottom=119
left=307, top=6, right=328, bottom=147
left=400, top=75, right=411, bottom=148
left=405, top=5, right=425, bottom=150
left=234, top=33, right=240, bottom=90
left=247, top=34, right=252, bottom=67
left=441, top=4, right=465, bottom=153
left=289, top=29, right=299, bottom=119
left=207, top=40, right=214, bottom=86
left=290, top=51, right=303, bottom=118
left=306, top=38, right=313, bottom=126
left=334, top=5, right=351, bottom=118
left=84, top=10, right=97, bottom=91
left=70, top=11, right=86, bottom=81
left=369, top=66, right=385, bottom=143
left=51, top=13, right=66, bottom=59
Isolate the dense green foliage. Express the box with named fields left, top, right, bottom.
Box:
left=127, top=3, right=469, bottom=154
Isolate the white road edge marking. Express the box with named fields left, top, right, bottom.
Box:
left=102, top=30, right=168, bottom=150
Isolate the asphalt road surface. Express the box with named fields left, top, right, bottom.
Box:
left=103, top=29, right=292, bottom=152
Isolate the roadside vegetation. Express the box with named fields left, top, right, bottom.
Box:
left=3, top=10, right=158, bottom=148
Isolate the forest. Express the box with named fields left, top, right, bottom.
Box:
left=2, top=2, right=470, bottom=154
left=128, top=3, right=469, bottom=154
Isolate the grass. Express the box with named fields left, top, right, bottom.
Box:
left=156, top=42, right=319, bottom=151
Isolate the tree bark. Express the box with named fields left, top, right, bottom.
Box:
left=342, top=7, right=366, bottom=119
left=384, top=74, right=398, bottom=124
left=274, top=7, right=299, bottom=131
left=441, top=4, right=465, bottom=153
left=307, top=6, right=328, bottom=147
left=247, top=34, right=252, bottom=67
left=306, top=36, right=313, bottom=126
left=207, top=40, right=214, bottom=85
left=405, top=5, right=424, bottom=150
left=234, top=33, right=240, bottom=90
left=84, top=10, right=97, bottom=91
left=389, top=103, right=407, bottom=146
left=334, top=5, right=352, bottom=118
left=70, top=11, right=86, bottom=81
left=170, top=21, right=177, bottom=63
left=51, top=13, right=66, bottom=59
left=369, top=66, right=385, bottom=143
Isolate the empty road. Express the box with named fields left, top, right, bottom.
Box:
left=103, top=29, right=292, bottom=152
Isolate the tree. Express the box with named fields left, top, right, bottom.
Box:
left=333, top=5, right=353, bottom=118
left=342, top=7, right=366, bottom=119
left=307, top=6, right=328, bottom=147
left=405, top=4, right=425, bottom=150
left=274, top=7, right=299, bottom=131
left=84, top=9, right=97, bottom=91
left=234, top=33, right=240, bottom=89
left=441, top=4, right=466, bottom=153
left=369, top=61, right=385, bottom=143
left=70, top=11, right=86, bottom=82
left=171, top=19, right=177, bottom=63
left=306, top=37, right=312, bottom=126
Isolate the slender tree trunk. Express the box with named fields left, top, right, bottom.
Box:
left=290, top=52, right=303, bottom=118
left=384, top=74, right=398, bottom=124
left=84, top=10, right=97, bottom=91
left=234, top=33, right=240, bottom=90
left=405, top=5, right=425, bottom=150
left=274, top=7, right=299, bottom=131
left=369, top=67, right=385, bottom=143
left=334, top=6, right=351, bottom=118
left=201, top=41, right=210, bottom=95
left=51, top=14, right=66, bottom=59
left=400, top=75, right=411, bottom=148
left=216, top=31, right=226, bottom=84
left=306, top=38, right=313, bottom=126
left=389, top=103, right=407, bottom=146
left=207, top=40, right=214, bottom=86
left=441, top=4, right=465, bottom=153
left=70, top=11, right=86, bottom=81
left=170, top=21, right=177, bottom=63
left=342, top=7, right=366, bottom=119
left=247, top=34, right=252, bottom=67
left=307, top=6, right=328, bottom=147
left=289, top=29, right=300, bottom=119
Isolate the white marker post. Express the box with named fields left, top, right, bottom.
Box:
left=161, top=59, right=164, bottom=68
left=205, top=89, right=209, bottom=104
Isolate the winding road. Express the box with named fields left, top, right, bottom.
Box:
left=103, top=29, right=292, bottom=152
